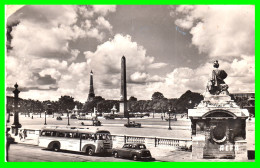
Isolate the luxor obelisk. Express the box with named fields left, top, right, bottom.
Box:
left=119, top=56, right=128, bottom=117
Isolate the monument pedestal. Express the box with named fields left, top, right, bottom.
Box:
left=119, top=101, right=127, bottom=118
left=189, top=94, right=249, bottom=160
left=235, top=140, right=248, bottom=160
left=192, top=136, right=205, bottom=159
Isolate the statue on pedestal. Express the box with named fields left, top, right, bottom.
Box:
left=206, top=60, right=229, bottom=95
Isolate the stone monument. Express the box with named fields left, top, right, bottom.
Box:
left=188, top=60, right=249, bottom=160
left=87, top=70, right=95, bottom=102
left=119, top=56, right=128, bottom=118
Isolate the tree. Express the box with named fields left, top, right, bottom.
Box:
left=151, top=92, right=165, bottom=100
left=58, top=96, right=76, bottom=112
left=129, top=96, right=137, bottom=101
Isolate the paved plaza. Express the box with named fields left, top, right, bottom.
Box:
left=6, top=114, right=255, bottom=162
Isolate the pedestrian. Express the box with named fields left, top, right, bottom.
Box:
left=19, top=130, right=23, bottom=140
left=161, top=116, right=163, bottom=120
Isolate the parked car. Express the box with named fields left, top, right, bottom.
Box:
left=165, top=116, right=177, bottom=121
left=134, top=112, right=144, bottom=118
left=124, top=121, right=141, bottom=128
left=70, top=114, right=77, bottom=119
left=56, top=116, right=62, bottom=120
left=104, top=114, right=115, bottom=119
left=112, top=143, right=155, bottom=161
left=143, top=113, right=150, bottom=117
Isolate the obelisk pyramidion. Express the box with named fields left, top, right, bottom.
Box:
left=119, top=56, right=128, bottom=117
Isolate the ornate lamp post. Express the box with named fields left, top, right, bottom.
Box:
left=67, top=109, right=70, bottom=126
left=168, top=109, right=172, bottom=130
left=44, top=111, right=47, bottom=125
left=11, top=83, right=22, bottom=135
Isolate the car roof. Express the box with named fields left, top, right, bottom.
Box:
left=124, top=143, right=145, bottom=145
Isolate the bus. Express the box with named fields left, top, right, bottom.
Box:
left=38, top=126, right=112, bottom=155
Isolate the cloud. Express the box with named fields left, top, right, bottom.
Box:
left=129, top=72, right=165, bottom=84
left=96, top=16, right=113, bottom=32
left=81, top=34, right=168, bottom=99
left=148, top=62, right=168, bottom=69
left=6, top=5, right=118, bottom=101
left=92, top=5, right=116, bottom=16
left=171, top=5, right=255, bottom=59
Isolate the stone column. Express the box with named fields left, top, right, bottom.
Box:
left=119, top=56, right=128, bottom=117
left=11, top=83, right=22, bottom=135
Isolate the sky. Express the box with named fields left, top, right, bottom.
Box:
left=5, top=5, right=255, bottom=102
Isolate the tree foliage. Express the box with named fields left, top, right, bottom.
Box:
left=151, top=92, right=165, bottom=100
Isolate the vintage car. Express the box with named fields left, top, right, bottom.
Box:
left=56, top=116, right=62, bottom=120
left=165, top=116, right=177, bottom=121
left=134, top=112, right=144, bottom=118
left=70, top=114, right=77, bottom=119
left=124, top=121, right=141, bottom=128
left=104, top=114, right=116, bottom=119
left=112, top=143, right=154, bottom=161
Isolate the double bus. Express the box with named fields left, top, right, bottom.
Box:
left=38, top=126, right=112, bottom=155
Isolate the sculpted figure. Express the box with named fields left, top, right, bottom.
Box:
left=207, top=60, right=229, bottom=95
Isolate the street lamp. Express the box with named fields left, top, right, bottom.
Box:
left=67, top=109, right=70, bottom=126
left=44, top=111, right=47, bottom=125
left=168, top=109, right=172, bottom=130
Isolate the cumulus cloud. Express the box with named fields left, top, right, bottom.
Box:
left=81, top=34, right=168, bottom=99
left=129, top=72, right=165, bottom=84
left=172, top=5, right=255, bottom=58
left=96, top=16, right=113, bottom=32
left=164, top=5, right=255, bottom=97
left=6, top=5, right=118, bottom=101
left=92, top=5, right=116, bottom=16
left=147, top=62, right=168, bottom=69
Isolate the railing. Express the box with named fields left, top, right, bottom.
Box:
left=111, top=134, right=191, bottom=150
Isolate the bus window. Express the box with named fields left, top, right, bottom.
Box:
left=41, top=131, right=46, bottom=136
left=57, top=132, right=65, bottom=137
left=91, top=134, right=97, bottom=140
left=45, top=131, right=51, bottom=136
left=65, top=133, right=73, bottom=138
left=96, top=134, right=111, bottom=140
left=73, top=133, right=80, bottom=138
left=51, top=131, right=57, bottom=137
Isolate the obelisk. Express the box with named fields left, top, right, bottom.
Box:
left=119, top=56, right=128, bottom=117
left=87, top=70, right=95, bottom=102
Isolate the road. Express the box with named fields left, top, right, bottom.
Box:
left=7, top=143, right=142, bottom=162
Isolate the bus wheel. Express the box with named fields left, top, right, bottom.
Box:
left=53, top=144, right=60, bottom=152
left=86, top=147, right=94, bottom=156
